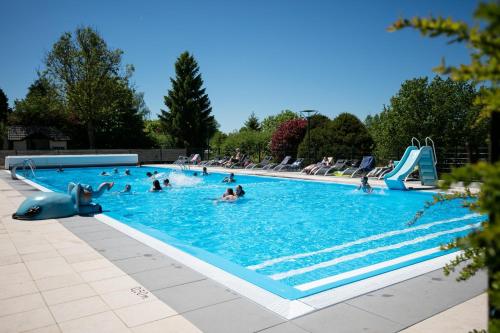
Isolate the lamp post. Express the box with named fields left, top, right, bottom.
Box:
left=300, top=110, right=318, bottom=162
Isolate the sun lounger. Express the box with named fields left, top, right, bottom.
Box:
left=173, top=154, right=193, bottom=165
left=350, top=156, right=375, bottom=177
left=302, top=157, right=329, bottom=174
left=269, top=156, right=291, bottom=171
left=339, top=159, right=361, bottom=176
left=278, top=158, right=304, bottom=172
left=229, top=155, right=249, bottom=168
left=314, top=159, right=348, bottom=175
left=246, top=156, right=272, bottom=169
left=189, top=154, right=201, bottom=165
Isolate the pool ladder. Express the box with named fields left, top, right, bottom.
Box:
left=11, top=159, right=37, bottom=180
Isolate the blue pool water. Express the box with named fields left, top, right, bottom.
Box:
left=29, top=166, right=483, bottom=299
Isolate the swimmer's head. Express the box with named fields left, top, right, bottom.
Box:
left=146, top=172, right=153, bottom=177
left=230, top=173, right=234, bottom=178
left=362, top=176, right=368, bottom=184
left=226, top=188, right=234, bottom=196
left=113, top=168, right=118, bottom=173
left=236, top=185, right=245, bottom=196
left=163, top=179, right=170, bottom=185
left=203, top=167, right=207, bottom=172
left=152, top=179, right=161, bottom=190
left=125, top=169, right=131, bottom=175
left=193, top=172, right=198, bottom=176
left=100, top=171, right=106, bottom=176
left=153, top=171, right=158, bottom=175
left=124, top=184, right=131, bottom=192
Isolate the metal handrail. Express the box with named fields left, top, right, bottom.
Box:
left=18, top=159, right=37, bottom=178
left=425, top=137, right=437, bottom=165
left=411, top=137, right=421, bottom=148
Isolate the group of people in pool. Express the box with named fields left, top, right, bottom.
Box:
left=100, top=168, right=131, bottom=176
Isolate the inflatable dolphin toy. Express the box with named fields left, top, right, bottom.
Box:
left=12, top=182, right=114, bottom=220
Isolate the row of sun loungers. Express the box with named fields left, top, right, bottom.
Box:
left=190, top=154, right=392, bottom=178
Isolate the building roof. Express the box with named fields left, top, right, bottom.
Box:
left=8, top=126, right=70, bottom=141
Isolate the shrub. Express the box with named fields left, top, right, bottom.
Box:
left=298, top=113, right=373, bottom=162
left=270, top=118, right=307, bottom=161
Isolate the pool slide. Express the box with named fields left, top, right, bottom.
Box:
left=384, top=138, right=438, bottom=190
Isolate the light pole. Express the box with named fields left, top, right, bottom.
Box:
left=300, top=110, right=318, bottom=162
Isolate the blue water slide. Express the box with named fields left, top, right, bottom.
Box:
left=384, top=139, right=438, bottom=190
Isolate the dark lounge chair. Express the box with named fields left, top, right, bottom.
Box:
left=350, top=156, right=375, bottom=177
left=277, top=158, right=304, bottom=172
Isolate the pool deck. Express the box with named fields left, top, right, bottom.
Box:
left=0, top=167, right=487, bottom=332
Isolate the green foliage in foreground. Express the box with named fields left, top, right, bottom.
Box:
left=390, top=1, right=499, bottom=331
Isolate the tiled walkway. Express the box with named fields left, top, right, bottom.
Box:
left=0, top=168, right=488, bottom=332
left=0, top=177, right=201, bottom=333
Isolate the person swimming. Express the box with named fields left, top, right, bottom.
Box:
left=235, top=185, right=245, bottom=197
left=163, top=179, right=171, bottom=187
left=100, top=171, right=111, bottom=176
left=150, top=179, right=162, bottom=192
left=357, top=176, right=373, bottom=193
left=113, top=168, right=119, bottom=174
left=221, top=188, right=238, bottom=201
left=56, top=167, right=64, bottom=173
left=121, top=184, right=132, bottom=193
left=125, top=169, right=131, bottom=176
left=153, top=171, right=158, bottom=175
left=146, top=172, right=153, bottom=178
left=222, top=173, right=235, bottom=183
left=202, top=167, right=208, bottom=176
left=193, top=172, right=198, bottom=176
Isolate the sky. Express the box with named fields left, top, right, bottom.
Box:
left=0, top=0, right=477, bottom=132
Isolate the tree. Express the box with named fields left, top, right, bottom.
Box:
left=261, top=110, right=299, bottom=133
left=93, top=78, right=152, bottom=148
left=209, top=130, right=228, bottom=153
left=270, top=118, right=307, bottom=160
left=220, top=130, right=269, bottom=160
left=160, top=51, right=217, bottom=150
left=144, top=119, right=175, bottom=148
left=243, top=112, right=261, bottom=131
left=389, top=2, right=499, bottom=331
left=44, top=27, right=126, bottom=148
left=366, top=76, right=486, bottom=163
left=298, top=113, right=373, bottom=161
left=10, top=77, right=68, bottom=128
left=0, top=88, right=10, bottom=124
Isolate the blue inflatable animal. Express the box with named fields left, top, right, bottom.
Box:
left=12, top=182, right=114, bottom=220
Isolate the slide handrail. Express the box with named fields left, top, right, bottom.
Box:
left=411, top=137, right=421, bottom=148
left=425, top=137, right=437, bottom=165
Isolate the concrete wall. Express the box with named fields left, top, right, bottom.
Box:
left=12, top=141, right=27, bottom=150
left=0, top=148, right=186, bottom=168
left=49, top=140, right=67, bottom=150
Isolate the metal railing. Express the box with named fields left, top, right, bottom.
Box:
left=425, top=137, right=437, bottom=165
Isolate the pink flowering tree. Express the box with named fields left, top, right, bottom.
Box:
left=270, top=118, right=307, bottom=161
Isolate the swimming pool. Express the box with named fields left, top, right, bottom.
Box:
left=27, top=166, right=482, bottom=301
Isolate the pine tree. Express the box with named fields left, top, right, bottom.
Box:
left=160, top=52, right=217, bottom=149
left=243, top=112, right=261, bottom=131
left=0, top=88, right=10, bottom=124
